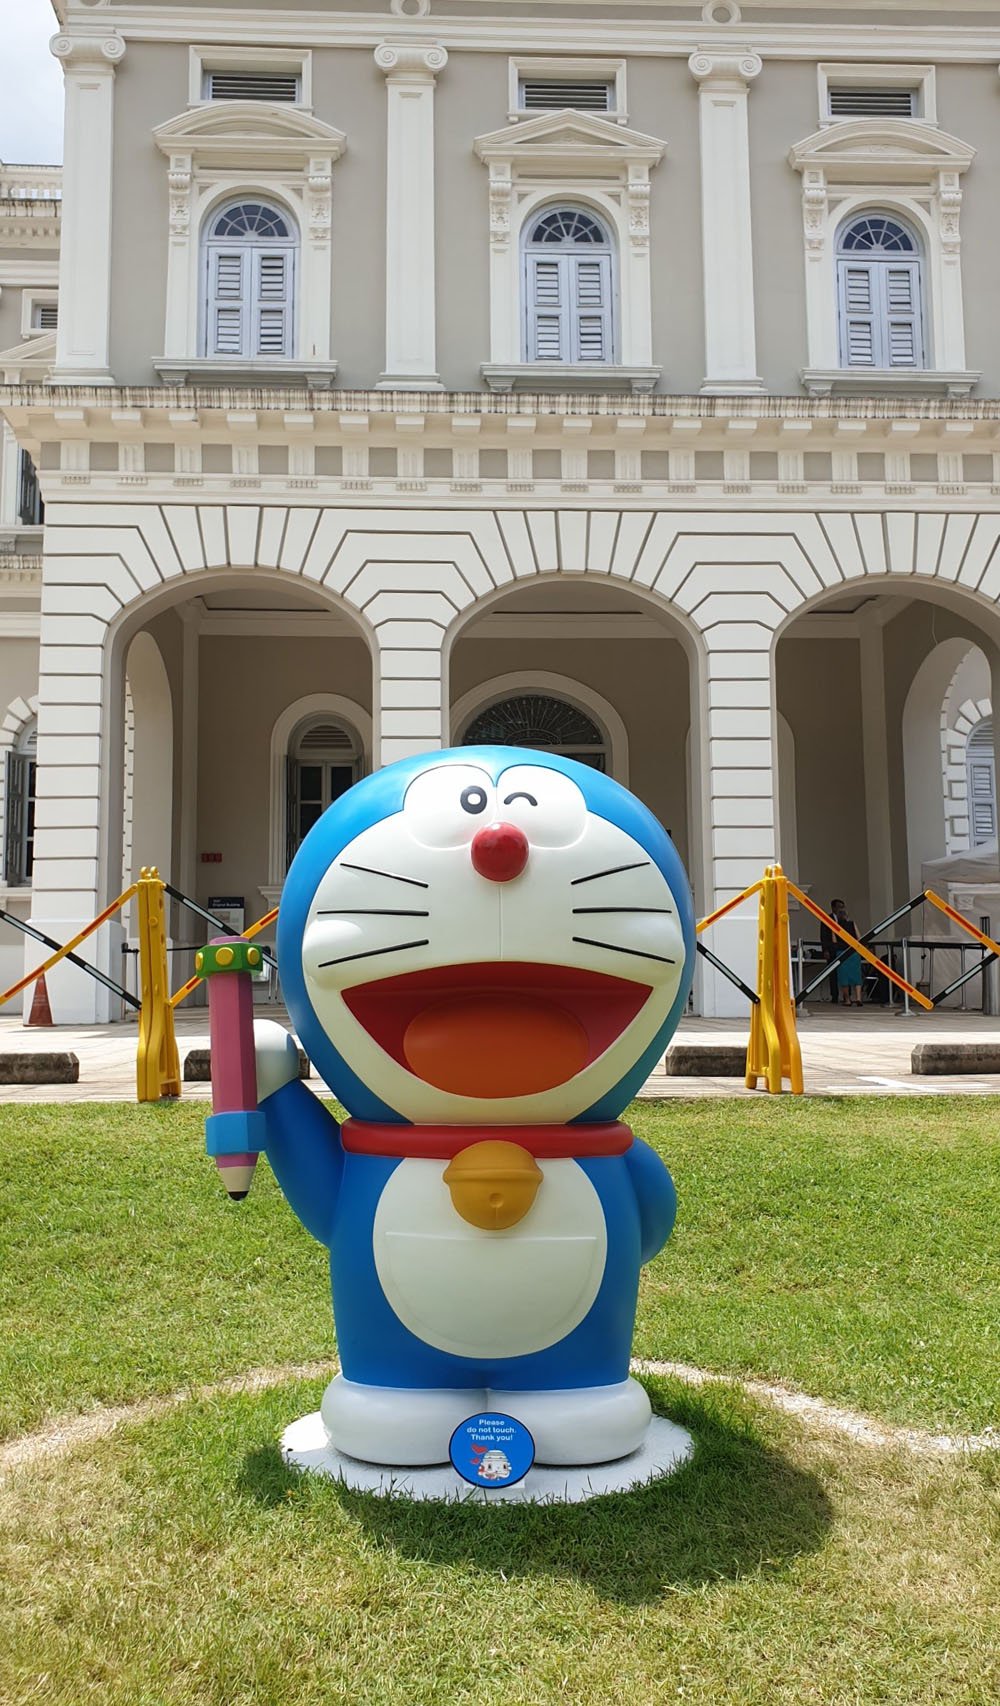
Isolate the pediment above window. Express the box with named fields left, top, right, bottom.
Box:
left=474, top=109, right=666, bottom=174
left=153, top=102, right=346, bottom=169
left=0, top=330, right=55, bottom=383
left=789, top=119, right=974, bottom=185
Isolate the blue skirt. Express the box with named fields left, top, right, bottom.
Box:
left=837, top=953, right=863, bottom=990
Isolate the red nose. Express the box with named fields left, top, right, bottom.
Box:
left=471, top=822, right=529, bottom=883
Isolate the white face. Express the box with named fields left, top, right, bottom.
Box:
left=300, top=762, right=686, bottom=1124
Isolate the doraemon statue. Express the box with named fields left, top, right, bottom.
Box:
left=242, top=748, right=694, bottom=1469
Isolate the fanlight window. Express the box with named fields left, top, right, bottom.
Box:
left=837, top=213, right=925, bottom=370
left=203, top=199, right=296, bottom=359
left=462, top=694, right=607, bottom=771
left=286, top=716, right=363, bottom=869
left=522, top=207, right=615, bottom=365
left=966, top=720, right=996, bottom=848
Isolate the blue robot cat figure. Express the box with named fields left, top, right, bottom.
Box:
left=225, top=749, right=695, bottom=1468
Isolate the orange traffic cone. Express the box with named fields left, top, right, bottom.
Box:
left=27, top=973, right=54, bottom=1027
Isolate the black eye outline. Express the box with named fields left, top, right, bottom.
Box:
left=460, top=785, right=489, bottom=815
left=503, top=791, right=538, bottom=807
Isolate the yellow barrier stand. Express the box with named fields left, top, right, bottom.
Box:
left=135, top=867, right=181, bottom=1102
left=746, top=864, right=804, bottom=1095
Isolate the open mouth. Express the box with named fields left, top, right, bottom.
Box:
left=343, top=961, right=651, bottom=1099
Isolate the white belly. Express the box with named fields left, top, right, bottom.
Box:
left=372, top=1157, right=608, bottom=1360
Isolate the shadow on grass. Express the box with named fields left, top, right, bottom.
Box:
left=237, top=1385, right=833, bottom=1604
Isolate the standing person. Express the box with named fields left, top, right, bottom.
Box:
left=833, top=899, right=864, bottom=1006
left=819, top=899, right=844, bottom=1004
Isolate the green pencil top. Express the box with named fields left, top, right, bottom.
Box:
left=196, top=940, right=263, bottom=977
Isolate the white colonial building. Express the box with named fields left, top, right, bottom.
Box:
left=3, top=0, right=1000, bottom=1019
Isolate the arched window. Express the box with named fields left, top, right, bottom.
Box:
left=3, top=718, right=37, bottom=887
left=522, top=206, right=615, bottom=364
left=966, top=720, right=996, bottom=847
left=286, top=715, right=363, bottom=868
left=461, top=694, right=608, bottom=771
left=837, top=212, right=925, bottom=369
left=202, top=198, right=296, bottom=359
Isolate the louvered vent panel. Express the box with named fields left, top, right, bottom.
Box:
left=577, top=317, right=607, bottom=361
left=519, top=79, right=612, bottom=111
left=575, top=262, right=605, bottom=307
left=258, top=255, right=288, bottom=300
left=844, top=269, right=873, bottom=314
left=846, top=319, right=876, bottom=365
left=213, top=308, right=244, bottom=355
left=533, top=261, right=562, bottom=306
left=299, top=722, right=354, bottom=753
left=887, top=320, right=917, bottom=366
left=829, top=86, right=916, bottom=117
left=208, top=71, right=299, bottom=102
left=215, top=253, right=244, bottom=298
left=533, top=317, right=563, bottom=360
left=973, top=799, right=996, bottom=838
left=33, top=303, right=58, bottom=330
left=257, top=309, right=288, bottom=353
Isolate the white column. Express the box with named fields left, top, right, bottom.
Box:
left=859, top=617, right=895, bottom=924
left=698, top=621, right=778, bottom=1017
left=49, top=31, right=126, bottom=384
left=0, top=422, right=20, bottom=528
left=374, top=42, right=448, bottom=390
left=374, top=614, right=446, bottom=767
left=688, top=48, right=765, bottom=396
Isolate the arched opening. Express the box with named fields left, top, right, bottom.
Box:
left=776, top=579, right=1000, bottom=984
left=966, top=719, right=996, bottom=848
left=107, top=572, right=374, bottom=930
left=521, top=204, right=617, bottom=364
left=2, top=715, right=37, bottom=889
left=201, top=197, right=298, bottom=359
left=286, top=711, right=365, bottom=869
left=448, top=577, right=695, bottom=877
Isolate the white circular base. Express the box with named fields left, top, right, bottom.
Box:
left=280, top=1411, right=694, bottom=1504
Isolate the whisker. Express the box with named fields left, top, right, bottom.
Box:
left=318, top=939, right=429, bottom=969
left=317, top=909, right=429, bottom=918
left=572, top=906, right=672, bottom=916
left=339, top=862, right=429, bottom=890
left=571, top=861, right=650, bottom=887
left=573, top=935, right=675, bottom=966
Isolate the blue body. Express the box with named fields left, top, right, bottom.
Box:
left=251, top=748, right=693, bottom=1391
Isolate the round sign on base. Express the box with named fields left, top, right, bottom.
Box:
left=449, top=1412, right=535, bottom=1490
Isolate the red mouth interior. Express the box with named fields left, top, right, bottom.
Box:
left=344, top=962, right=651, bottom=1099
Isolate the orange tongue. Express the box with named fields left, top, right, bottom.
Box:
left=402, top=994, right=589, bottom=1098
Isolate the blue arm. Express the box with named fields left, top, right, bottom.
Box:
left=258, top=1078, right=344, bottom=1248
left=623, top=1136, right=677, bottom=1265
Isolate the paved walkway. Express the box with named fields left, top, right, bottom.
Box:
left=2, top=1002, right=1000, bottom=1102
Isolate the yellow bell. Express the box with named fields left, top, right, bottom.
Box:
left=443, top=1141, right=543, bottom=1232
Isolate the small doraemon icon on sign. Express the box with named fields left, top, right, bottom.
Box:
left=450, top=1413, right=535, bottom=1490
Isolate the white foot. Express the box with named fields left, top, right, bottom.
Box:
left=489, top=1378, right=652, bottom=1465
left=320, top=1375, right=487, bottom=1466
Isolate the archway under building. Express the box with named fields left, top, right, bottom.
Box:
left=775, top=578, right=1000, bottom=1001
left=447, top=575, right=699, bottom=895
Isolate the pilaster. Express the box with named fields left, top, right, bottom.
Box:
left=374, top=41, right=448, bottom=390
left=49, top=32, right=126, bottom=385
left=688, top=47, right=765, bottom=395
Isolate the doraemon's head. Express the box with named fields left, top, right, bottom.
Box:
left=278, top=747, right=694, bottom=1126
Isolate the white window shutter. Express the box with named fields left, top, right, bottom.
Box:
left=839, top=262, right=877, bottom=367
left=253, top=249, right=293, bottom=356
left=527, top=255, right=568, bottom=361
left=884, top=263, right=922, bottom=367
left=572, top=255, right=612, bottom=361
left=208, top=248, right=248, bottom=356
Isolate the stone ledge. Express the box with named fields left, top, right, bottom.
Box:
left=184, top=1047, right=311, bottom=1083
left=911, top=1042, right=1000, bottom=1076
left=663, top=1044, right=747, bottom=1077
left=0, top=1052, right=79, bottom=1084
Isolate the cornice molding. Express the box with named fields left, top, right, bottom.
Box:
left=74, top=10, right=1000, bottom=64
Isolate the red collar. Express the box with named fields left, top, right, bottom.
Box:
left=340, top=1120, right=632, bottom=1159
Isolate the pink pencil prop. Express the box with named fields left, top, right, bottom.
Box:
left=201, top=936, right=267, bottom=1201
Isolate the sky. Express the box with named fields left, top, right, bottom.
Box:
left=0, top=1, right=65, bottom=165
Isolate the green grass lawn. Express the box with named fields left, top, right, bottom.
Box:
left=1, top=1098, right=997, bottom=1438
left=1, top=1098, right=998, bottom=1705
